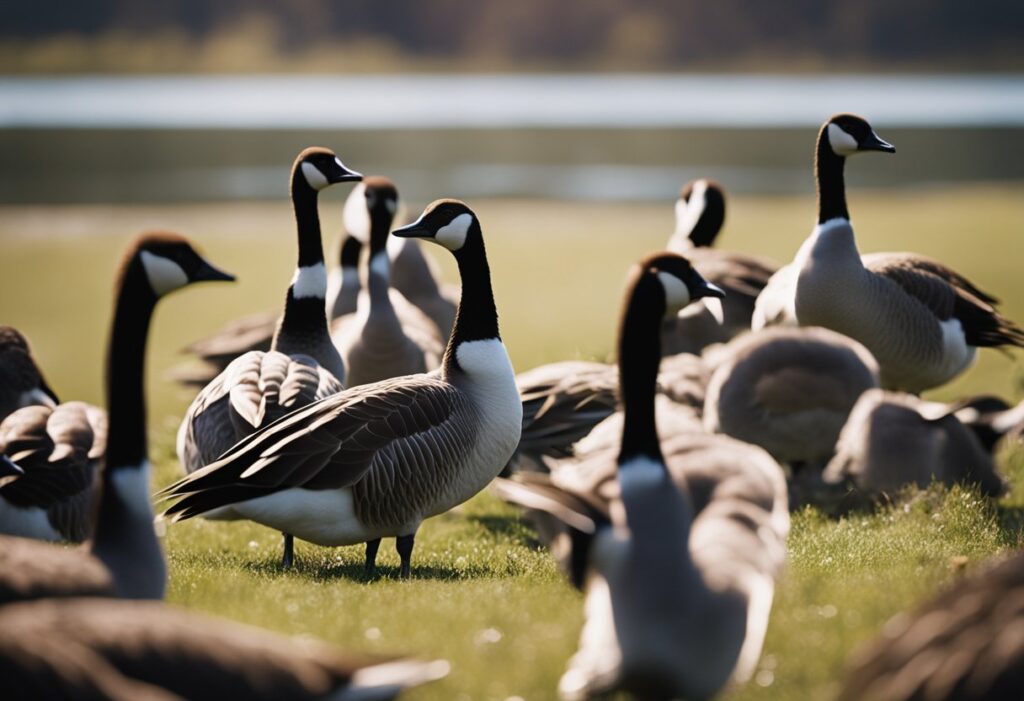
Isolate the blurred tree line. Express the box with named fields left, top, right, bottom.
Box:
left=1, top=0, right=1021, bottom=71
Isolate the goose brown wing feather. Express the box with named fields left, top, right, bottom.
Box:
left=0, top=403, right=100, bottom=518
left=162, top=376, right=467, bottom=518
left=866, top=253, right=1024, bottom=347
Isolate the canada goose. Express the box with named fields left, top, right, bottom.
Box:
left=839, top=552, right=1024, bottom=701
left=703, top=327, right=880, bottom=468
left=331, top=177, right=444, bottom=388
left=0, top=401, right=106, bottom=542
left=494, top=252, right=787, bottom=699
left=664, top=179, right=779, bottom=355
left=176, top=148, right=360, bottom=567
left=0, top=233, right=235, bottom=604
left=822, top=388, right=1005, bottom=498
left=161, top=199, right=521, bottom=579
left=0, top=598, right=449, bottom=701
left=0, top=326, right=58, bottom=421
left=752, top=113, right=1024, bottom=392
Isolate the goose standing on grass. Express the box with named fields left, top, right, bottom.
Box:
left=822, top=388, right=1006, bottom=499
left=0, top=233, right=235, bottom=604
left=752, top=113, right=1024, bottom=392
left=176, top=148, right=360, bottom=568
left=703, top=327, right=880, bottom=470
left=0, top=327, right=59, bottom=422
left=839, top=552, right=1024, bottom=701
left=161, top=199, right=521, bottom=578
left=331, top=177, right=444, bottom=388
left=665, top=179, right=778, bottom=354
left=493, top=253, right=788, bottom=700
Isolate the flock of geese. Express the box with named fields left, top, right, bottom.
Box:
left=1, top=113, right=1024, bottom=699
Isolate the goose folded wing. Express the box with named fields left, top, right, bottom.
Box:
left=866, top=253, right=1024, bottom=346
left=0, top=404, right=97, bottom=509
left=161, top=376, right=465, bottom=519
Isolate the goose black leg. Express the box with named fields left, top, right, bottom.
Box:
left=281, top=533, right=294, bottom=569
left=396, top=533, right=415, bottom=579
left=364, top=538, right=381, bottom=579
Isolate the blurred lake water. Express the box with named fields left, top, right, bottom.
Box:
left=1, top=74, right=1022, bottom=203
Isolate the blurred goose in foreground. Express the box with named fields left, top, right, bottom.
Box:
left=176, top=148, right=360, bottom=568
left=0, top=233, right=235, bottom=604
left=823, top=388, right=1005, bottom=499
left=0, top=401, right=106, bottom=542
left=509, top=352, right=710, bottom=473
left=0, top=326, right=59, bottom=422
left=948, top=394, right=1024, bottom=452
left=839, top=552, right=1024, bottom=701
left=752, top=113, right=1024, bottom=392
left=161, top=200, right=521, bottom=579
left=331, top=177, right=444, bottom=387
left=704, top=327, right=880, bottom=469
left=664, top=179, right=778, bottom=354
left=0, top=597, right=448, bottom=701
left=494, top=252, right=788, bottom=699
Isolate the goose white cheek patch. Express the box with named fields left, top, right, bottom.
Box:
left=656, top=272, right=691, bottom=316
left=291, top=262, right=327, bottom=299
left=300, top=161, right=330, bottom=190
left=674, top=179, right=708, bottom=239
left=139, top=251, right=189, bottom=297
left=827, top=123, right=859, bottom=156
left=343, top=183, right=370, bottom=242
left=435, top=213, right=473, bottom=251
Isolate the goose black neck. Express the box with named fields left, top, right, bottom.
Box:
left=617, top=272, right=664, bottom=464
left=444, top=224, right=499, bottom=375
left=103, top=260, right=156, bottom=473
left=339, top=235, right=362, bottom=269
left=816, top=129, right=849, bottom=224
left=688, top=198, right=725, bottom=249
left=275, top=174, right=329, bottom=346
left=368, top=207, right=393, bottom=259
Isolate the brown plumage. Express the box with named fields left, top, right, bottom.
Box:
left=0, top=401, right=106, bottom=542
left=0, top=598, right=448, bottom=701
left=703, top=327, right=880, bottom=467
left=0, top=535, right=115, bottom=605
left=823, top=389, right=1006, bottom=498
left=0, top=326, right=58, bottom=423
left=839, top=553, right=1024, bottom=701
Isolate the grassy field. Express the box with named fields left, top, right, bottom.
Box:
left=1, top=185, right=1023, bottom=699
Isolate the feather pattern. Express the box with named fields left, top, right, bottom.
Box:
left=0, top=401, right=106, bottom=542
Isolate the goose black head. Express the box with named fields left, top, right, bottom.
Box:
left=130, top=232, right=236, bottom=299
left=343, top=176, right=401, bottom=247
left=393, top=199, right=478, bottom=252
left=823, top=114, right=895, bottom=158
left=0, top=453, right=23, bottom=487
left=0, top=326, right=59, bottom=406
left=293, top=147, right=363, bottom=192
left=640, top=252, right=725, bottom=319
left=676, top=178, right=727, bottom=248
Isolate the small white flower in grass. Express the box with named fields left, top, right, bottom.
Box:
left=247, top=540, right=259, bottom=549
left=756, top=670, right=775, bottom=687
left=365, top=627, right=381, bottom=640
left=475, top=627, right=503, bottom=645
left=818, top=604, right=838, bottom=619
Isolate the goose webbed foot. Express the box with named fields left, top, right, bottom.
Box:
left=364, top=538, right=381, bottom=579
left=281, top=533, right=294, bottom=569
left=397, top=533, right=415, bottom=579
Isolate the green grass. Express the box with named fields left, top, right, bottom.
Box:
left=1, top=185, right=1023, bottom=699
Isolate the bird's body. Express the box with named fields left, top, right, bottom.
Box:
left=163, top=200, right=521, bottom=577
left=752, top=114, right=1023, bottom=392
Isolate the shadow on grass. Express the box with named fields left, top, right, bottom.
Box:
left=465, top=512, right=540, bottom=547
left=240, top=555, right=494, bottom=583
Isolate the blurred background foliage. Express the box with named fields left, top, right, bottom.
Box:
left=1, top=0, right=1022, bottom=73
